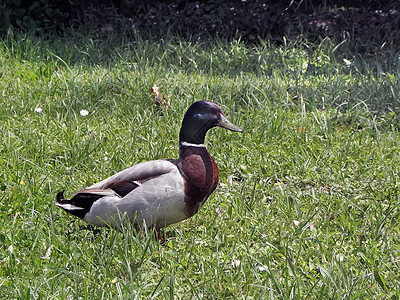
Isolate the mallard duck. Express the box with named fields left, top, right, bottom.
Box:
left=56, top=100, right=243, bottom=230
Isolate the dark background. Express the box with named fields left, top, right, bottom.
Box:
left=1, top=0, right=399, bottom=49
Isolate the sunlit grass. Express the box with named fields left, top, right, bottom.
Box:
left=0, top=30, right=399, bottom=299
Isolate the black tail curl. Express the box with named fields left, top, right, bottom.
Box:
left=56, top=190, right=66, bottom=203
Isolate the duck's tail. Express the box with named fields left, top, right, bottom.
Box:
left=55, top=189, right=115, bottom=219
left=55, top=190, right=89, bottom=219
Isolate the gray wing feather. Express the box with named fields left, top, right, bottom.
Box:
left=88, top=159, right=178, bottom=189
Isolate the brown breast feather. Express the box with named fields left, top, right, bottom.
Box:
left=179, top=145, right=219, bottom=216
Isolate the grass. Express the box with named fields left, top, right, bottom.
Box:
left=0, top=29, right=399, bottom=299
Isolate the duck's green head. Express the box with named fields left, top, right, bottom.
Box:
left=179, top=100, right=243, bottom=144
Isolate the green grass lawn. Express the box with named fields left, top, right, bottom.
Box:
left=0, top=30, right=399, bottom=299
